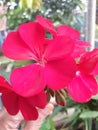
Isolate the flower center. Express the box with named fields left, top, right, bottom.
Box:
left=38, top=56, right=47, bottom=67
left=39, top=60, right=45, bottom=66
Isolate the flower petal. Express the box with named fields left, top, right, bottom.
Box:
left=19, top=97, right=38, bottom=120
left=36, top=15, right=57, bottom=36
left=79, top=49, right=98, bottom=74
left=18, top=22, right=45, bottom=60
left=0, top=76, right=12, bottom=93
left=44, top=36, right=74, bottom=61
left=67, top=73, right=98, bottom=103
left=44, top=57, right=77, bottom=90
left=91, top=62, right=98, bottom=75
left=2, top=32, right=35, bottom=60
left=2, top=92, right=19, bottom=115
left=10, top=64, right=46, bottom=97
left=26, top=91, right=47, bottom=109
left=57, top=25, right=80, bottom=39
left=71, top=40, right=90, bottom=58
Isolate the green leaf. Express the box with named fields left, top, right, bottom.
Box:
left=52, top=105, right=64, bottom=116
left=80, top=111, right=98, bottom=119
left=40, top=116, right=55, bottom=130
left=19, top=0, right=41, bottom=10
left=92, top=94, right=98, bottom=100
left=0, top=56, right=12, bottom=65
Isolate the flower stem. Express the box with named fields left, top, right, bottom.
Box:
left=85, top=119, right=89, bottom=130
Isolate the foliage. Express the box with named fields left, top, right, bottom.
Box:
left=0, top=0, right=84, bottom=30
left=39, top=96, right=98, bottom=130
left=40, top=116, right=55, bottom=130
left=19, top=0, right=41, bottom=10
left=42, top=0, right=83, bottom=25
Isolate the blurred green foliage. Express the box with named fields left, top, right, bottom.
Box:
left=40, top=116, right=55, bottom=130
left=40, top=96, right=98, bottom=130
left=0, top=0, right=83, bottom=30
left=19, top=0, right=41, bottom=10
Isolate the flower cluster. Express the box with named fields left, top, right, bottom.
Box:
left=0, top=15, right=98, bottom=120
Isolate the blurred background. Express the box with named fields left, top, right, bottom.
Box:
left=0, top=0, right=98, bottom=130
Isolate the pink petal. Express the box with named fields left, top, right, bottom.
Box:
left=44, top=36, right=74, bottom=61
left=92, top=62, right=98, bottom=75
left=0, top=76, right=12, bottom=93
left=79, top=49, right=98, bottom=74
left=19, top=97, right=38, bottom=120
left=44, top=57, right=77, bottom=90
left=57, top=25, right=80, bottom=39
left=72, top=41, right=90, bottom=58
left=36, top=15, right=57, bottom=36
left=2, top=32, right=36, bottom=60
left=75, top=40, right=90, bottom=47
left=71, top=46, right=86, bottom=58
left=26, top=91, right=47, bottom=109
left=10, top=64, right=46, bottom=97
left=67, top=72, right=98, bottom=103
left=18, top=22, right=45, bottom=60
left=2, top=92, right=19, bottom=115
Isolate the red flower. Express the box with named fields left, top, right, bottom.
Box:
left=36, top=15, right=57, bottom=37
left=2, top=19, right=77, bottom=97
left=0, top=76, right=47, bottom=120
left=36, top=15, right=90, bottom=58
left=67, top=49, right=98, bottom=102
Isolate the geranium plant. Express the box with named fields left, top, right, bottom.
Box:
left=0, top=15, right=98, bottom=121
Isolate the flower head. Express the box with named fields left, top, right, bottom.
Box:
left=36, top=15, right=90, bottom=58
left=67, top=49, right=98, bottom=102
left=2, top=16, right=77, bottom=97
left=0, top=76, right=47, bottom=120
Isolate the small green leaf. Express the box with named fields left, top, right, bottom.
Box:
left=80, top=111, right=98, bottom=119
left=0, top=56, right=12, bottom=65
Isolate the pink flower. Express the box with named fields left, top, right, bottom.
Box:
left=2, top=19, right=77, bottom=97
left=36, top=15, right=90, bottom=58
left=0, top=76, right=47, bottom=120
left=67, top=49, right=98, bottom=102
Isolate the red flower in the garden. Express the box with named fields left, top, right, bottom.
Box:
left=36, top=15, right=90, bottom=58
left=67, top=49, right=98, bottom=103
left=0, top=76, right=47, bottom=120
left=2, top=19, right=77, bottom=97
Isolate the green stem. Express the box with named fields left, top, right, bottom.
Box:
left=85, top=119, right=89, bottom=130
left=88, top=119, right=92, bottom=130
